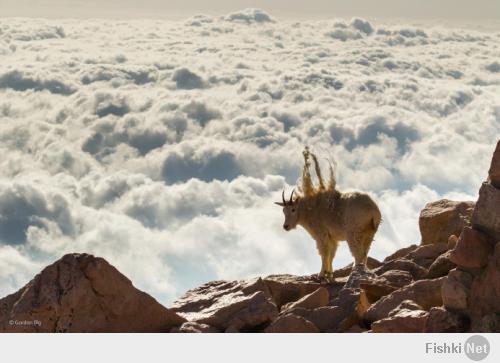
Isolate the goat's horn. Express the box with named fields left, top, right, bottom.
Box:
left=289, top=188, right=295, bottom=204
left=282, top=190, right=286, bottom=205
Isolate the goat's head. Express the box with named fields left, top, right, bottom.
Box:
left=275, top=189, right=300, bottom=231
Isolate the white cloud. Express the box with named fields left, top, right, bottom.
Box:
left=0, top=13, right=499, bottom=305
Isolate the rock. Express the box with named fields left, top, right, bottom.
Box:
left=471, top=182, right=500, bottom=240
left=330, top=257, right=382, bottom=279
left=378, top=270, right=414, bottom=288
left=469, top=242, right=500, bottom=321
left=0, top=254, right=185, bottom=333
left=419, top=199, right=475, bottom=245
left=263, top=275, right=342, bottom=308
left=287, top=306, right=345, bottom=332
left=471, top=313, right=500, bottom=333
left=448, top=235, right=459, bottom=249
left=426, top=251, right=456, bottom=278
left=364, top=277, right=445, bottom=322
left=441, top=268, right=472, bottom=311
left=389, top=300, right=424, bottom=313
left=383, top=245, right=418, bottom=263
left=488, top=140, right=500, bottom=188
left=171, top=278, right=278, bottom=332
left=374, top=258, right=427, bottom=280
left=265, top=313, right=319, bottom=333
left=171, top=322, right=220, bottom=333
left=449, top=227, right=494, bottom=269
left=346, top=324, right=367, bottom=333
left=281, top=287, right=329, bottom=312
left=344, top=264, right=377, bottom=289
left=407, top=243, right=449, bottom=268
left=424, top=307, right=469, bottom=333
left=360, top=280, right=398, bottom=303
left=328, top=288, right=371, bottom=332
left=371, top=309, right=429, bottom=333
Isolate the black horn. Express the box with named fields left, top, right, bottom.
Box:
left=282, top=189, right=286, bottom=205
left=289, top=189, right=295, bottom=204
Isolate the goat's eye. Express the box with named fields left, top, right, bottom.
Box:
left=292, top=208, right=296, bottom=213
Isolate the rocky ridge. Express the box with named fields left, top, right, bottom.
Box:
left=1, top=141, right=499, bottom=333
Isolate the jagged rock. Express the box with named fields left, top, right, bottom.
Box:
left=374, top=258, right=427, bottom=280
left=281, top=287, right=329, bottom=312
left=441, top=268, right=472, bottom=311
left=330, top=257, right=382, bottom=279
left=265, top=313, right=319, bottom=333
left=426, top=250, right=456, bottom=278
left=471, top=182, right=500, bottom=240
left=171, top=278, right=278, bottom=332
left=469, top=242, right=500, bottom=322
left=371, top=309, right=429, bottom=333
left=407, top=243, right=449, bottom=268
left=378, top=270, right=414, bottom=288
left=344, top=264, right=377, bottom=289
left=389, top=299, right=424, bottom=312
left=449, top=227, right=494, bottom=269
left=419, top=199, right=475, bottom=245
left=346, top=324, right=367, bottom=333
left=286, top=306, right=345, bottom=332
left=328, top=288, right=370, bottom=332
left=263, top=275, right=342, bottom=308
left=0, top=254, right=185, bottom=333
left=360, top=280, right=397, bottom=303
left=488, top=140, right=500, bottom=188
left=171, top=322, right=220, bottom=333
left=383, top=245, right=418, bottom=262
left=364, top=277, right=445, bottom=322
left=424, top=307, right=469, bottom=333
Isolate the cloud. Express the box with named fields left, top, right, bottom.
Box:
left=0, top=13, right=499, bottom=305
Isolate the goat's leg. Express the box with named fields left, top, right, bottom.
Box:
left=325, top=241, right=339, bottom=279
left=316, top=240, right=328, bottom=278
left=346, top=231, right=365, bottom=266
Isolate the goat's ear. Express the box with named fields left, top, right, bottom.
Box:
left=274, top=202, right=285, bottom=206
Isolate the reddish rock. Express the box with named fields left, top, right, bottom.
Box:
left=374, top=258, right=427, bottom=280
left=488, top=140, right=500, bottom=188
left=263, top=275, right=342, bottom=308
left=0, top=254, right=185, bottom=333
left=364, top=277, right=445, bottom=322
left=265, top=313, right=319, bottom=333
left=328, top=288, right=371, bottom=332
left=419, top=199, right=475, bottom=245
left=383, top=245, right=418, bottom=263
left=287, top=306, right=345, bottom=332
left=426, top=250, right=456, bottom=279
left=471, top=313, right=500, bottom=333
left=378, top=270, right=414, bottom=288
left=441, top=268, right=472, bottom=311
left=171, top=278, right=278, bottom=332
left=371, top=309, right=429, bottom=333
left=171, top=322, right=220, bottom=333
left=407, top=243, right=449, bottom=268
left=448, top=235, right=459, bottom=249
left=281, top=287, right=329, bottom=312
left=449, top=227, right=494, bottom=269
left=471, top=182, right=500, bottom=240
left=469, top=243, right=500, bottom=321
left=360, top=280, right=397, bottom=303
left=424, top=307, right=469, bottom=333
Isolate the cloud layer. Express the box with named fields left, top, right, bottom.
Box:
left=1, top=13, right=499, bottom=305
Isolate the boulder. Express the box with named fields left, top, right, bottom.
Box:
left=426, top=251, right=456, bottom=278
left=171, top=322, right=220, bottom=333
left=171, top=278, right=278, bottom=332
left=281, top=287, right=329, bottom=312
left=471, top=182, right=500, bottom=240
left=360, top=280, right=398, bottom=303
left=374, top=258, right=427, bottom=280
left=0, top=254, right=185, bottom=333
left=448, top=235, right=459, bottom=249
left=263, top=275, right=342, bottom=308
left=471, top=313, right=500, bottom=333
left=449, top=227, right=494, bottom=269
left=378, top=270, right=414, bottom=288
left=419, top=199, right=475, bottom=245
left=488, top=140, right=500, bottom=188
left=383, top=245, right=418, bottom=263
left=265, top=313, right=319, bottom=333
left=371, top=309, right=428, bottom=333
left=330, top=257, right=382, bottom=279
left=468, top=242, right=500, bottom=321
left=441, top=268, right=472, bottom=311
left=407, top=243, right=449, bottom=268
left=424, top=307, right=469, bottom=333
left=344, top=264, right=377, bottom=289
left=364, top=277, right=445, bottom=322
left=327, top=288, right=371, bottom=332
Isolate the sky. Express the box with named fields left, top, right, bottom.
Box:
left=0, top=8, right=500, bottom=306
left=2, top=0, right=500, bottom=21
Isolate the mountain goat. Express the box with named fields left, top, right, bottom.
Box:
left=275, top=147, right=381, bottom=279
